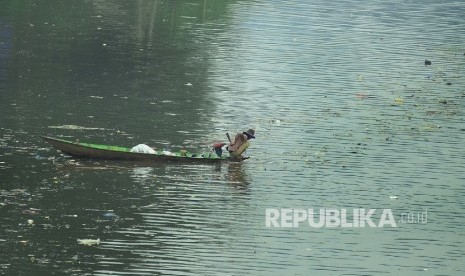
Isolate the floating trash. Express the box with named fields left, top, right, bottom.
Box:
left=77, top=238, right=100, bottom=246
left=270, top=119, right=282, bottom=125
left=63, top=214, right=78, bottom=218
left=48, top=125, right=106, bottom=130
left=102, top=212, right=119, bottom=220
left=420, top=123, right=441, bottom=131
left=394, top=98, right=404, bottom=105
left=35, top=155, right=47, bottom=160
left=389, top=195, right=399, bottom=200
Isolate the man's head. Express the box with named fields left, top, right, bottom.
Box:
left=243, top=129, right=255, bottom=140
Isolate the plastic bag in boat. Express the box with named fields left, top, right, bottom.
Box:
left=130, top=144, right=156, bottom=154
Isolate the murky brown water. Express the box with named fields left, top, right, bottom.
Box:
left=1, top=0, right=465, bottom=275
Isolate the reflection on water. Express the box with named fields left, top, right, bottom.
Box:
left=98, top=163, right=254, bottom=275
left=1, top=0, right=465, bottom=275
left=225, top=162, right=250, bottom=189
left=130, top=166, right=154, bottom=181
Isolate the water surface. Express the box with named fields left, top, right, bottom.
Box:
left=1, top=0, right=464, bottom=275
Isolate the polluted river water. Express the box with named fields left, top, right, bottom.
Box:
left=1, top=0, right=465, bottom=275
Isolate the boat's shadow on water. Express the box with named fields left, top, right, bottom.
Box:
left=53, top=157, right=251, bottom=191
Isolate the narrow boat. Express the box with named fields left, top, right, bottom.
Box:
left=41, top=136, right=249, bottom=163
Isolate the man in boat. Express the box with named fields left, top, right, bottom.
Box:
left=227, top=129, right=255, bottom=157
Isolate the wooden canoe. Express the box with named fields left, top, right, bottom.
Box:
left=41, top=136, right=249, bottom=164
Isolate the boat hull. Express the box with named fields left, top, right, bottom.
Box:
left=41, top=136, right=249, bottom=164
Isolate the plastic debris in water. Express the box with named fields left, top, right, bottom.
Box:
left=77, top=238, right=100, bottom=246
left=47, top=125, right=106, bottom=130
left=102, top=212, right=119, bottom=220
left=394, top=98, right=403, bottom=105
left=389, top=196, right=399, bottom=200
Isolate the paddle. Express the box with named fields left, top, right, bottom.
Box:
left=226, top=132, right=232, bottom=143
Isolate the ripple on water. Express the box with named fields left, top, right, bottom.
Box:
left=1, top=0, right=465, bottom=275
